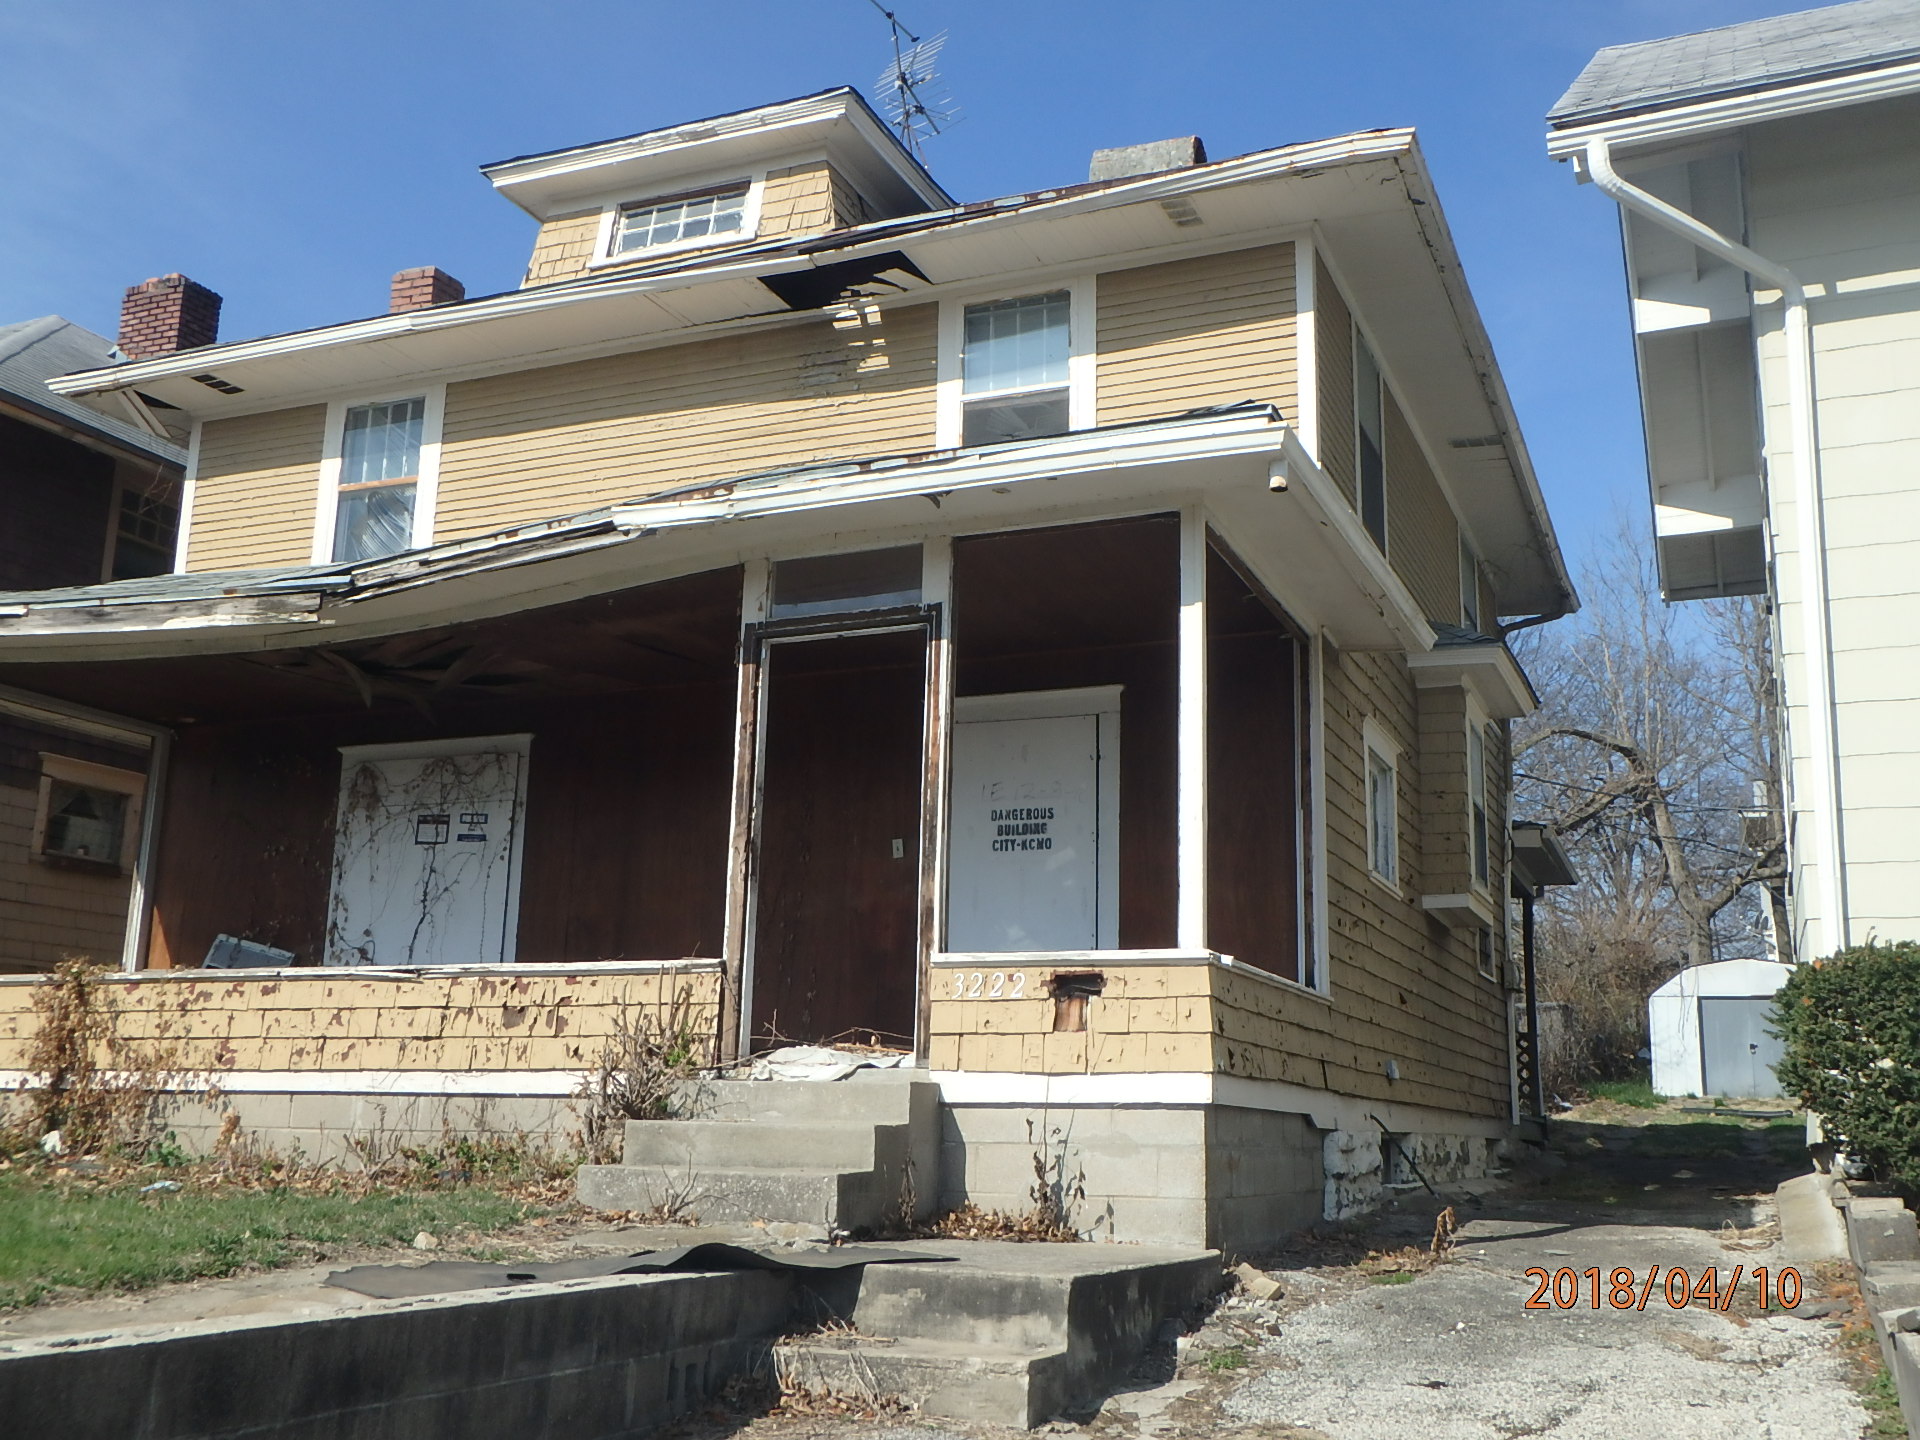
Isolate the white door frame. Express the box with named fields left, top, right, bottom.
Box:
left=949, top=685, right=1123, bottom=951
left=328, top=733, right=533, bottom=966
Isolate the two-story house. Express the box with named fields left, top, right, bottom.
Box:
left=0, top=308, right=188, bottom=972
left=0, top=89, right=1573, bottom=1245
left=1550, top=0, right=1920, bottom=965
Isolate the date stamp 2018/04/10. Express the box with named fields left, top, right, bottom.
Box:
left=1524, top=1266, right=1802, bottom=1312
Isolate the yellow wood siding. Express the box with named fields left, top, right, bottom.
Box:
left=1315, top=256, right=1356, bottom=503
left=1096, top=244, right=1297, bottom=426
left=1384, top=390, right=1460, bottom=623
left=524, top=210, right=601, bottom=286
left=185, top=406, right=326, bottom=573
left=1316, top=648, right=1508, bottom=1116
left=758, top=160, right=838, bottom=238
left=0, top=965, right=722, bottom=1073
left=433, top=302, right=938, bottom=537
left=1418, top=683, right=1473, bottom=896
left=521, top=163, right=860, bottom=289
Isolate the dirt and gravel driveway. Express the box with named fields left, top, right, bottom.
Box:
left=675, top=1102, right=1882, bottom=1440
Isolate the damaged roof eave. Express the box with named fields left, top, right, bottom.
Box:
left=44, top=129, right=1425, bottom=410
left=0, top=407, right=1429, bottom=663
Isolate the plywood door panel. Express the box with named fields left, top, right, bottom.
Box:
left=947, top=713, right=1103, bottom=951
left=326, top=745, right=524, bottom=967
left=749, top=630, right=925, bottom=1048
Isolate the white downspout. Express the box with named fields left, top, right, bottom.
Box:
left=1582, top=136, right=1847, bottom=955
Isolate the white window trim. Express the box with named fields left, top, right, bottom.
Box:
left=1466, top=696, right=1494, bottom=894
left=1361, top=716, right=1402, bottom=895
left=935, top=276, right=1096, bottom=449
left=587, top=170, right=766, bottom=269
left=311, top=384, right=446, bottom=566
left=172, top=420, right=201, bottom=574
left=33, top=753, right=146, bottom=875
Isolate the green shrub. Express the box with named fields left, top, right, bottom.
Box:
left=1773, top=942, right=1920, bottom=1191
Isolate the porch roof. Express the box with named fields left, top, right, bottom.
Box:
left=0, top=406, right=1435, bottom=709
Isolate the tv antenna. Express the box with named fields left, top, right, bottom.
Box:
left=869, top=1, right=957, bottom=159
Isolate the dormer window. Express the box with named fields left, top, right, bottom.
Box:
left=612, top=183, right=750, bottom=257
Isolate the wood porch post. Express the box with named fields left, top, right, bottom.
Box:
left=1177, top=507, right=1209, bottom=950
left=719, top=559, right=770, bottom=1063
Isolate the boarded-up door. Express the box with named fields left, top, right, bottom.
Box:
left=1700, top=997, right=1785, bottom=1098
left=749, top=632, right=925, bottom=1047
left=327, top=739, right=527, bottom=967
left=946, top=692, right=1117, bottom=951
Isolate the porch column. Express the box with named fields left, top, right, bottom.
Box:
left=917, top=537, right=955, bottom=1057
left=1177, top=508, right=1208, bottom=949
left=720, top=558, right=770, bottom=1062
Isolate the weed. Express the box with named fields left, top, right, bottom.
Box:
left=1367, top=1271, right=1415, bottom=1286
left=572, top=986, right=712, bottom=1165
left=1587, top=1077, right=1663, bottom=1109
left=1206, top=1346, right=1247, bottom=1372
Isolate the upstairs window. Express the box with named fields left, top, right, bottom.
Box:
left=613, top=185, right=748, bottom=256
left=111, top=486, right=180, bottom=580
left=1366, top=744, right=1398, bottom=886
left=1354, top=329, right=1386, bottom=551
left=334, top=397, right=425, bottom=563
left=961, top=291, right=1072, bottom=446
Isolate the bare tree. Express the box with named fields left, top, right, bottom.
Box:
left=1511, top=525, right=1785, bottom=1080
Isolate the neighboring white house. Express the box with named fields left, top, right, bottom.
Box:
left=1648, top=958, right=1793, bottom=1098
left=1548, top=0, right=1920, bottom=963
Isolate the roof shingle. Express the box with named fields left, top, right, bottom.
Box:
left=1549, top=0, right=1920, bottom=125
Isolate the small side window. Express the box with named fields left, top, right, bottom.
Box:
left=1362, top=718, right=1399, bottom=888
left=33, top=756, right=144, bottom=875
left=1460, top=539, right=1481, bottom=632
left=1476, top=924, right=1497, bottom=981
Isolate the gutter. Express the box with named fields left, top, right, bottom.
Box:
left=1580, top=135, right=1847, bottom=954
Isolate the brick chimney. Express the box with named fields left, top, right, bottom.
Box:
left=118, top=274, right=222, bottom=360
left=389, top=267, right=465, bottom=313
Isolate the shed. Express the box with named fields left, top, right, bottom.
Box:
left=1648, top=958, right=1795, bottom=1098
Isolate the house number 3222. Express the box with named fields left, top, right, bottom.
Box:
left=951, top=971, right=1027, bottom=999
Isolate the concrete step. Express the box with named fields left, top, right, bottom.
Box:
left=576, top=1163, right=902, bottom=1232
left=777, top=1335, right=1073, bottom=1429
left=684, top=1076, right=938, bottom=1128
left=622, top=1120, right=900, bottom=1172
left=783, top=1241, right=1222, bottom=1426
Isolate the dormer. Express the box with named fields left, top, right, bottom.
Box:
left=483, top=87, right=952, bottom=289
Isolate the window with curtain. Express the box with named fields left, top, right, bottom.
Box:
left=960, top=291, right=1071, bottom=445
left=334, top=397, right=424, bottom=563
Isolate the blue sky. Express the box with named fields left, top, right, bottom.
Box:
left=0, top=1, right=1807, bottom=580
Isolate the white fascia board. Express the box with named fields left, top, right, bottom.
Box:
left=484, top=90, right=952, bottom=217
left=48, top=129, right=1417, bottom=403
left=1546, top=58, right=1920, bottom=160
left=1271, top=429, right=1435, bottom=654
left=609, top=412, right=1289, bottom=532
left=1405, top=642, right=1538, bottom=718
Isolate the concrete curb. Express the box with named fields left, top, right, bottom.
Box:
left=1775, top=1172, right=1848, bottom=1262
left=1825, top=1181, right=1920, bottom=1438
left=0, top=1268, right=795, bottom=1440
